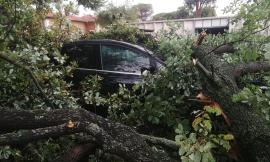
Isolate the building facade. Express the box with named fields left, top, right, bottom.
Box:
left=44, top=13, right=96, bottom=33
left=132, top=16, right=243, bottom=35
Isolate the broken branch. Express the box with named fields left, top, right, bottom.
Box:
left=233, top=61, right=270, bottom=77
left=194, top=32, right=207, bottom=47
left=139, top=134, right=178, bottom=150
left=0, top=107, right=175, bottom=162
left=0, top=123, right=82, bottom=146
left=213, top=44, right=235, bottom=55
left=207, top=24, right=270, bottom=56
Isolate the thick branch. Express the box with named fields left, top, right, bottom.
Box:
left=0, top=107, right=175, bottom=162
left=194, top=32, right=207, bottom=47
left=140, top=134, right=178, bottom=150
left=193, top=46, right=270, bottom=162
left=196, top=60, right=212, bottom=78
left=213, top=44, right=235, bottom=55
left=0, top=124, right=82, bottom=146
left=0, top=124, right=98, bottom=162
left=206, top=24, right=270, bottom=56
left=233, top=61, right=270, bottom=77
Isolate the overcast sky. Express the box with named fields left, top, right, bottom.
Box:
left=79, top=0, right=234, bottom=16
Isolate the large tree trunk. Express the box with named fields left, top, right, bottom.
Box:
left=192, top=46, right=270, bottom=162
left=0, top=107, right=175, bottom=162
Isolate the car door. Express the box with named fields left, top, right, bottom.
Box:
left=99, top=43, right=152, bottom=91
left=70, top=42, right=102, bottom=84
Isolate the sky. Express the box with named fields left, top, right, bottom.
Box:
left=79, top=0, right=234, bottom=16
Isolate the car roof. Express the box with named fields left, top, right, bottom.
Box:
left=63, top=39, right=165, bottom=65
left=65, top=39, right=151, bottom=52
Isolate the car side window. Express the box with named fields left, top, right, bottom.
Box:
left=74, top=44, right=101, bottom=69
left=101, top=45, right=151, bottom=74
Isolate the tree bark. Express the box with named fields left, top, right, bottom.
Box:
left=192, top=47, right=270, bottom=162
left=195, top=0, right=201, bottom=18
left=233, top=61, right=270, bottom=77
left=0, top=107, right=175, bottom=162
left=213, top=44, right=235, bottom=55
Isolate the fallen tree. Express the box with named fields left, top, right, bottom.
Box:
left=2, top=34, right=270, bottom=161
left=192, top=32, right=270, bottom=162
left=1, top=35, right=270, bottom=161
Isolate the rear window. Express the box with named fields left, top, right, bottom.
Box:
left=65, top=44, right=101, bottom=69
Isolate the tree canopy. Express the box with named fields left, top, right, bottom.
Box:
left=96, top=4, right=138, bottom=26
left=152, top=3, right=216, bottom=21
left=185, top=0, right=216, bottom=17
left=152, top=6, right=190, bottom=20
left=77, top=0, right=106, bottom=10
left=131, top=3, right=153, bottom=21
left=96, top=3, right=153, bottom=26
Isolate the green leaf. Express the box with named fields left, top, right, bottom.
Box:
left=203, top=120, right=212, bottom=131
left=189, top=133, right=197, bottom=143
left=223, top=134, right=234, bottom=141
left=189, top=151, right=201, bottom=162
left=204, top=106, right=221, bottom=116
left=203, top=142, right=215, bottom=151
left=179, top=147, right=186, bottom=156
left=175, top=124, right=184, bottom=134
left=202, top=152, right=215, bottom=162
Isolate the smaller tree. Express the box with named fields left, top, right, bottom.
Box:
left=132, top=3, right=153, bottom=21
left=96, top=4, right=137, bottom=27
left=185, top=0, right=216, bottom=17
left=152, top=6, right=190, bottom=20
left=77, top=0, right=106, bottom=10
left=201, top=6, right=216, bottom=17
left=152, top=12, right=176, bottom=20
left=176, top=6, right=190, bottom=19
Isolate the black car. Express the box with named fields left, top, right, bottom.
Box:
left=62, top=39, right=164, bottom=91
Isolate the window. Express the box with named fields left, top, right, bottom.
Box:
left=74, top=44, right=101, bottom=69
left=101, top=45, right=151, bottom=73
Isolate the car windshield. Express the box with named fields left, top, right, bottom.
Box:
left=101, top=45, right=151, bottom=74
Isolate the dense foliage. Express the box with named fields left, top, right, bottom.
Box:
left=185, top=0, right=216, bottom=17
left=132, top=3, right=153, bottom=21
left=96, top=4, right=138, bottom=27
left=152, top=1, right=216, bottom=21
left=96, top=3, right=153, bottom=27
left=152, top=7, right=191, bottom=20
left=82, top=23, right=236, bottom=161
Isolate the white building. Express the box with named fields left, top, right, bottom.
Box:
left=132, top=16, right=244, bottom=34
